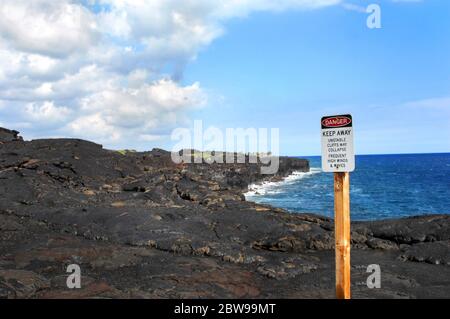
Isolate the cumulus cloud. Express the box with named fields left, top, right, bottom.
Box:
left=0, top=0, right=340, bottom=149
left=72, top=79, right=205, bottom=140
left=0, top=0, right=99, bottom=58
left=24, top=101, right=72, bottom=125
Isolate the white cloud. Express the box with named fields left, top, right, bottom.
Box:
left=139, top=134, right=163, bottom=142
left=0, top=0, right=340, bottom=148
left=403, top=97, right=450, bottom=111
left=342, top=0, right=422, bottom=13
left=0, top=0, right=99, bottom=58
left=95, top=0, right=340, bottom=68
left=76, top=79, right=205, bottom=132
left=67, top=113, right=121, bottom=142
left=341, top=3, right=366, bottom=13
left=24, top=101, right=72, bottom=123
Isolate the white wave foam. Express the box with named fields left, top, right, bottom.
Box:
left=244, top=168, right=321, bottom=198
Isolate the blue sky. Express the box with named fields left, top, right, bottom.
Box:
left=0, top=0, right=449, bottom=155
left=185, top=0, right=450, bottom=155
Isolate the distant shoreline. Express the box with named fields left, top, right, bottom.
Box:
left=245, top=153, right=450, bottom=221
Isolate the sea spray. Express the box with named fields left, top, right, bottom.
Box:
left=244, top=168, right=321, bottom=198
left=245, top=154, right=450, bottom=221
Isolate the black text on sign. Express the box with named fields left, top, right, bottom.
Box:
left=321, top=114, right=355, bottom=173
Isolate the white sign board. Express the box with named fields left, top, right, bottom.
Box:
left=321, top=114, right=355, bottom=173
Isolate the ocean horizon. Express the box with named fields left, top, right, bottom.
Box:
left=245, top=152, right=450, bottom=221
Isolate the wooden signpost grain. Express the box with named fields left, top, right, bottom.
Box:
left=334, top=172, right=351, bottom=299
left=321, top=115, right=354, bottom=299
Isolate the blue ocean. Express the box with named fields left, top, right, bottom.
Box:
left=245, top=153, right=450, bottom=221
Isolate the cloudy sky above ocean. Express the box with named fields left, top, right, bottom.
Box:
left=0, top=0, right=448, bottom=155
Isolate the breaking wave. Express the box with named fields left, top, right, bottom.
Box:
left=244, top=168, right=322, bottom=198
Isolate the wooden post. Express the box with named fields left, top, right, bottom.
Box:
left=334, top=172, right=351, bottom=299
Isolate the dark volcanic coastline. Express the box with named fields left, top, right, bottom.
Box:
left=0, top=127, right=449, bottom=299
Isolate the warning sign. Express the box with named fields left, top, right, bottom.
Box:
left=321, top=114, right=355, bottom=172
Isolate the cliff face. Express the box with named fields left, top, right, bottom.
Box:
left=0, top=128, right=23, bottom=143
left=0, top=129, right=449, bottom=299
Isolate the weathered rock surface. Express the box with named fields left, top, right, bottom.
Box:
left=0, top=128, right=23, bottom=143
left=0, top=128, right=449, bottom=299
